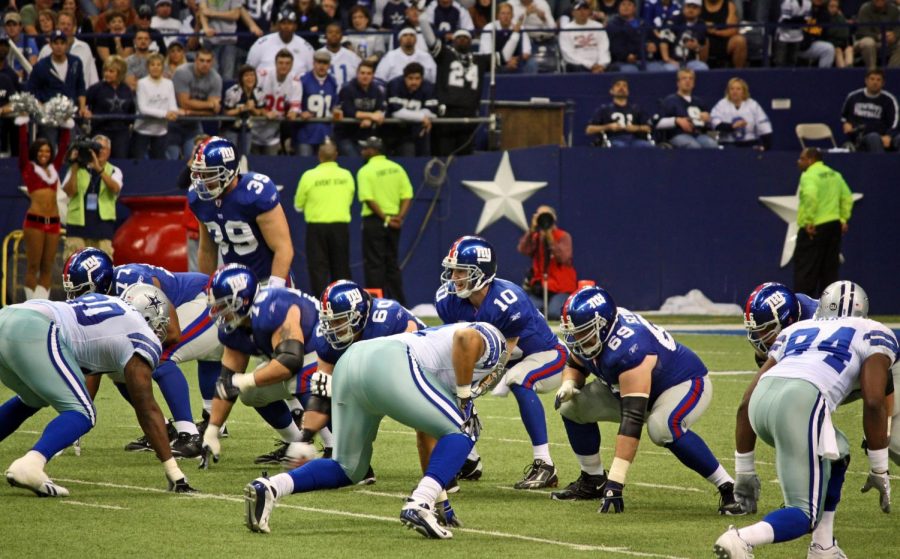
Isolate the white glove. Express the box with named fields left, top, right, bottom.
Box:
left=61, top=118, right=76, bottom=130
left=266, top=276, right=286, bottom=288
left=231, top=372, right=256, bottom=393
left=200, top=426, right=221, bottom=469
left=861, top=470, right=892, bottom=513
left=285, top=441, right=317, bottom=468
left=554, top=379, right=580, bottom=410
left=734, top=473, right=762, bottom=514
left=310, top=371, right=332, bottom=398
left=14, top=115, right=29, bottom=126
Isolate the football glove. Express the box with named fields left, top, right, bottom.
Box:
left=436, top=499, right=462, bottom=527
left=861, top=470, right=891, bottom=513
left=215, top=372, right=240, bottom=402
left=734, top=473, right=761, bottom=514
left=167, top=477, right=199, bottom=493
left=199, top=427, right=221, bottom=470
left=457, top=397, right=482, bottom=441
left=599, top=481, right=624, bottom=513
left=310, top=371, right=332, bottom=398
left=554, top=379, right=580, bottom=410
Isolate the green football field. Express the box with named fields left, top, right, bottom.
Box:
left=1, top=331, right=897, bottom=558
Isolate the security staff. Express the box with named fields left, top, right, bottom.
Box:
left=357, top=136, right=412, bottom=305
left=294, top=141, right=355, bottom=296
left=793, top=148, right=854, bottom=298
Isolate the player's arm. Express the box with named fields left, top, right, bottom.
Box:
left=555, top=353, right=588, bottom=409
left=201, top=346, right=250, bottom=468
left=860, top=353, right=893, bottom=512
left=123, top=354, right=196, bottom=491
left=405, top=319, right=421, bottom=332
left=296, top=358, right=334, bottom=449
left=197, top=224, right=219, bottom=275
left=234, top=305, right=304, bottom=390
left=257, top=204, right=294, bottom=284
left=731, top=355, right=777, bottom=512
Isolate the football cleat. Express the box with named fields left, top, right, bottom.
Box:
left=551, top=470, right=607, bottom=501
left=718, top=482, right=746, bottom=516
left=514, top=459, right=558, bottom=490
left=244, top=477, right=278, bottom=534
left=807, top=541, right=848, bottom=559
left=400, top=498, right=452, bottom=539
left=357, top=465, right=376, bottom=486
left=446, top=477, right=460, bottom=494
left=254, top=441, right=290, bottom=465
left=171, top=432, right=203, bottom=459
left=6, top=457, right=70, bottom=498
left=713, top=526, right=754, bottom=559
left=458, top=456, right=483, bottom=481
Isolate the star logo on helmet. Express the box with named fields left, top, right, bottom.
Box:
left=146, top=294, right=164, bottom=313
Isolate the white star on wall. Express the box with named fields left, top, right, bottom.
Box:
left=760, top=191, right=863, bottom=267
left=462, top=152, right=547, bottom=233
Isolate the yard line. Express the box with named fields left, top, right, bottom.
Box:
left=60, top=500, right=128, bottom=511
left=708, top=371, right=755, bottom=376
left=355, top=489, right=407, bottom=499
left=54, top=477, right=688, bottom=558
left=495, top=482, right=702, bottom=494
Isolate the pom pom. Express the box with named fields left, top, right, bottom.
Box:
left=9, top=92, right=41, bottom=118
left=40, top=95, right=77, bottom=128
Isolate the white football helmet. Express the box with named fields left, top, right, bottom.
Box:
left=815, top=281, right=869, bottom=319
left=120, top=283, right=171, bottom=342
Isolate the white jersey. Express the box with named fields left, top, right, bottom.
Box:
left=318, top=46, right=361, bottom=90
left=768, top=317, right=899, bottom=410
left=246, top=32, right=315, bottom=78
left=392, top=322, right=506, bottom=392
left=710, top=98, right=773, bottom=144
left=375, top=47, right=438, bottom=84
left=253, top=68, right=302, bottom=146
left=18, top=295, right=162, bottom=374
left=559, top=20, right=610, bottom=69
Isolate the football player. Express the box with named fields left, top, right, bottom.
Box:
left=244, top=322, right=507, bottom=538
left=556, top=286, right=743, bottom=514
left=743, top=282, right=818, bottom=367
left=0, top=284, right=197, bottom=496
left=436, top=236, right=566, bottom=489
left=200, top=264, right=320, bottom=467
left=188, top=136, right=294, bottom=287
left=717, top=312, right=897, bottom=558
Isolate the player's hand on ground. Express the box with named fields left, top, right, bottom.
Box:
left=734, top=473, right=761, bottom=514
left=168, top=477, right=199, bottom=493
left=599, top=481, right=624, bottom=513
left=554, top=379, right=580, bottom=410
left=199, top=429, right=221, bottom=469
left=861, top=470, right=891, bottom=513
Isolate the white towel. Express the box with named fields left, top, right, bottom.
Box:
left=818, top=405, right=840, bottom=460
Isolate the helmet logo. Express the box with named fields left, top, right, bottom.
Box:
left=220, top=146, right=235, bottom=162
left=763, top=292, right=786, bottom=310
left=475, top=246, right=492, bottom=262
left=346, top=288, right=363, bottom=307
left=82, top=255, right=102, bottom=279
left=586, top=293, right=606, bottom=309
left=146, top=294, right=164, bottom=313
left=226, top=274, right=248, bottom=293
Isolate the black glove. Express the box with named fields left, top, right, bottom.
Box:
left=215, top=371, right=240, bottom=402
left=168, top=477, right=199, bottom=493
left=457, top=397, right=482, bottom=441
left=599, top=481, right=624, bottom=513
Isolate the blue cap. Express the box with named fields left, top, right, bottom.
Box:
left=49, top=29, right=67, bottom=41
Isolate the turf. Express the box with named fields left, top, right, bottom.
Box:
left=1, top=333, right=897, bottom=558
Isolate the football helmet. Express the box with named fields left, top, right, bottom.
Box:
left=440, top=236, right=497, bottom=298
left=319, top=280, right=372, bottom=350
left=743, top=282, right=801, bottom=353
left=62, top=247, right=114, bottom=300
left=208, top=264, right=258, bottom=333
left=120, top=283, right=170, bottom=342
left=190, top=136, right=239, bottom=200
left=816, top=281, right=869, bottom=319
left=560, top=286, right=617, bottom=360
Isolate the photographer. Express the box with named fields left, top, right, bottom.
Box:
left=517, top=205, right=577, bottom=320
left=62, top=135, right=123, bottom=259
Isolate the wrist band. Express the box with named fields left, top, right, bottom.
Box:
left=456, top=385, right=472, bottom=399
left=869, top=447, right=889, bottom=473
left=163, top=457, right=182, bottom=480
left=734, top=450, right=756, bottom=474
left=608, top=457, right=631, bottom=485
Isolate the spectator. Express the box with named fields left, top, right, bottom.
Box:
left=559, top=0, right=605, bottom=26
left=129, top=4, right=169, bottom=54
left=841, top=68, right=900, bottom=152
left=509, top=0, right=556, bottom=43
left=346, top=6, right=387, bottom=62
left=222, top=64, right=265, bottom=155
left=655, top=68, right=717, bottom=148
left=424, top=0, right=475, bottom=43
left=168, top=48, right=222, bottom=159
left=385, top=62, right=439, bottom=156
left=125, top=29, right=155, bottom=89
left=20, top=0, right=55, bottom=36
left=793, top=148, right=853, bottom=297
left=321, top=0, right=339, bottom=26
left=469, top=0, right=494, bottom=30
left=701, top=0, right=746, bottom=68
left=38, top=11, right=99, bottom=88
left=254, top=49, right=302, bottom=154
left=374, top=0, right=410, bottom=34
left=400, top=3, right=431, bottom=52
left=4, top=13, right=39, bottom=80
left=376, top=27, right=438, bottom=83
left=294, top=140, right=355, bottom=296
left=296, top=50, right=340, bottom=156
left=61, top=0, right=96, bottom=43
left=134, top=52, right=182, bottom=159
left=152, top=0, right=183, bottom=47
left=163, top=40, right=187, bottom=78
left=479, top=2, right=537, bottom=74
left=246, top=9, right=315, bottom=77
left=293, top=0, right=331, bottom=40
left=34, top=10, right=57, bottom=52
left=0, top=42, right=18, bottom=153
left=27, top=30, right=86, bottom=144
left=606, top=0, right=670, bottom=71
left=642, top=0, right=682, bottom=30
left=825, top=0, right=853, bottom=67
left=711, top=77, right=773, bottom=149
left=96, top=12, right=135, bottom=64
left=335, top=60, right=385, bottom=156
left=199, top=0, right=243, bottom=80
left=660, top=0, right=709, bottom=71
left=317, top=22, right=361, bottom=89
left=559, top=0, right=610, bottom=73
left=774, top=0, right=835, bottom=67
left=95, top=0, right=139, bottom=32
left=595, top=0, right=621, bottom=22
left=854, top=0, right=900, bottom=69
left=357, top=135, right=412, bottom=305
left=84, top=55, right=135, bottom=159
left=517, top=205, right=577, bottom=320
left=62, top=134, right=123, bottom=259
left=586, top=78, right=654, bottom=147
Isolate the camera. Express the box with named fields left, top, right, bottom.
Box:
left=68, top=137, right=102, bottom=166
left=536, top=212, right=555, bottom=231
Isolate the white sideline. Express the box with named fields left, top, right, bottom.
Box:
left=54, top=477, right=689, bottom=558
left=60, top=500, right=128, bottom=510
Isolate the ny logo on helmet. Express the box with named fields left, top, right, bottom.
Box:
left=475, top=247, right=492, bottom=262
left=586, top=293, right=606, bottom=308
left=82, top=255, right=102, bottom=275
left=220, top=146, right=235, bottom=162
left=764, top=292, right=786, bottom=310
left=227, top=274, right=248, bottom=293
left=345, top=289, right=363, bottom=307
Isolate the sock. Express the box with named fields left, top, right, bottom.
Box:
left=24, top=286, right=35, bottom=300
left=32, top=411, right=93, bottom=460
left=576, top=453, right=605, bottom=476
left=737, top=521, right=776, bottom=547
left=287, top=397, right=303, bottom=412
left=319, top=426, right=334, bottom=449
left=197, top=361, right=219, bottom=403
left=411, top=475, right=443, bottom=505
left=286, top=458, right=352, bottom=494
left=762, top=507, right=812, bottom=543
left=174, top=420, right=199, bottom=435
left=0, top=397, right=41, bottom=443
left=467, top=447, right=481, bottom=461
left=533, top=443, right=552, bottom=464
left=425, top=432, right=475, bottom=486
left=563, top=416, right=601, bottom=455
left=34, top=285, right=49, bottom=299
left=270, top=472, right=295, bottom=498
left=152, top=360, right=193, bottom=423
left=811, top=511, right=836, bottom=548
left=202, top=399, right=213, bottom=414
left=255, top=400, right=302, bottom=440
left=510, top=383, right=549, bottom=446
left=114, top=382, right=133, bottom=404
left=665, top=431, right=720, bottom=479
left=707, top=465, right=734, bottom=488
left=823, top=456, right=848, bottom=512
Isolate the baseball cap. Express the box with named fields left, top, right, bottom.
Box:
left=313, top=50, right=331, bottom=63
left=358, top=136, right=384, bottom=151
left=4, top=12, right=22, bottom=24
left=49, top=29, right=67, bottom=41
left=155, top=0, right=173, bottom=6
left=573, top=0, right=591, bottom=8
left=452, top=28, right=471, bottom=39
left=277, top=9, right=297, bottom=22
left=398, top=27, right=417, bottom=38
left=168, top=38, right=185, bottom=49
left=138, top=4, right=153, bottom=17
left=684, top=0, right=702, bottom=6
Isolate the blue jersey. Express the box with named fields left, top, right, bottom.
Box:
left=188, top=172, right=281, bottom=281
left=798, top=293, right=819, bottom=320
left=435, top=277, right=559, bottom=356
left=298, top=71, right=339, bottom=145
left=218, top=287, right=320, bottom=359
left=315, top=298, right=425, bottom=364
left=113, top=264, right=209, bottom=308
left=580, top=308, right=707, bottom=404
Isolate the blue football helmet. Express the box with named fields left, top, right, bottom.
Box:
left=319, top=280, right=372, bottom=350
left=743, top=282, right=801, bottom=353
left=62, top=247, right=114, bottom=300
left=560, top=286, right=617, bottom=360
left=440, top=236, right=497, bottom=298
left=208, top=264, right=258, bottom=333
left=191, top=136, right=239, bottom=200
left=816, top=280, right=869, bottom=319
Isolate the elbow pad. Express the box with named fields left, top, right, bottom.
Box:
left=273, top=339, right=304, bottom=373
left=619, top=395, right=649, bottom=439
